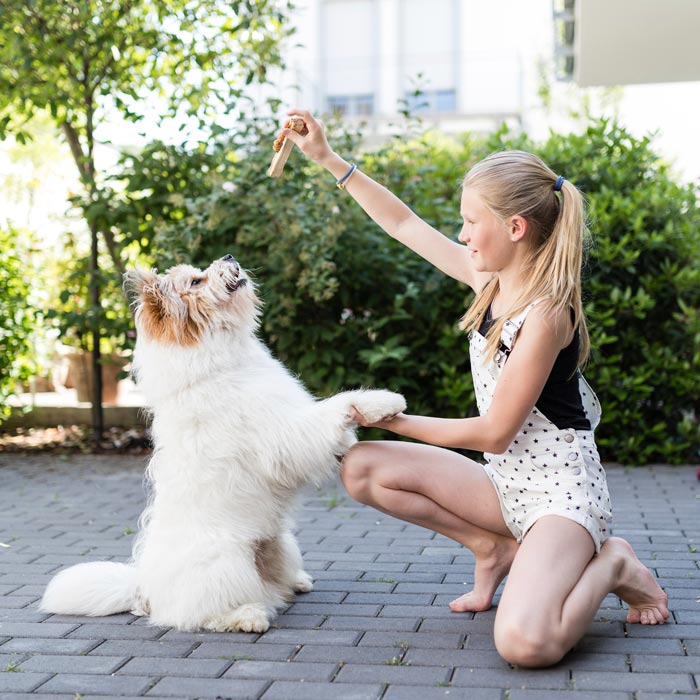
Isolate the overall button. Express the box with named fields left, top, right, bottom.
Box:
left=571, top=466, right=582, bottom=475
left=564, top=433, right=575, bottom=443
left=568, top=452, right=579, bottom=461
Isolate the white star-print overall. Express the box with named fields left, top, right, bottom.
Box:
left=471, top=302, right=612, bottom=552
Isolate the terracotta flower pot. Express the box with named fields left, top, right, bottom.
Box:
left=65, top=352, right=129, bottom=405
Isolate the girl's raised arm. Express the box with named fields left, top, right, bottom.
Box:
left=280, top=110, right=490, bottom=293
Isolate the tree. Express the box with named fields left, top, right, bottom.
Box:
left=0, top=0, right=293, bottom=440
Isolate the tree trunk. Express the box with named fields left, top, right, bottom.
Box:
left=90, top=219, right=104, bottom=444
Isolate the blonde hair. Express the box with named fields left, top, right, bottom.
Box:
left=459, top=150, right=590, bottom=367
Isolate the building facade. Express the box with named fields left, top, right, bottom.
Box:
left=279, top=0, right=554, bottom=135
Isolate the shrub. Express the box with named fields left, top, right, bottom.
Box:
left=115, top=117, right=699, bottom=464
left=0, top=226, right=37, bottom=420
left=525, top=121, right=700, bottom=464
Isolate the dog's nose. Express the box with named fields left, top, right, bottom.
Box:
left=221, top=254, right=235, bottom=263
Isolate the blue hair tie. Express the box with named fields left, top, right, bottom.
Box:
left=553, top=175, right=565, bottom=192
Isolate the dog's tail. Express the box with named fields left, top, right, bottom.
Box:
left=40, top=561, right=138, bottom=617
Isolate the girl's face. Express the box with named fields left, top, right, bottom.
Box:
left=458, top=187, right=514, bottom=272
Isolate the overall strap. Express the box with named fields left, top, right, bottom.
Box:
left=500, top=300, right=546, bottom=352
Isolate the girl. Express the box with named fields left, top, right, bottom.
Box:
left=280, top=110, right=669, bottom=668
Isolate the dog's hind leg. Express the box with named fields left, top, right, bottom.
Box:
left=279, top=531, right=313, bottom=595
left=204, top=602, right=270, bottom=634
left=254, top=532, right=313, bottom=599
left=154, top=542, right=284, bottom=632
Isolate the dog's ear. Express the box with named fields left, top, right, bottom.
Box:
left=123, top=268, right=160, bottom=305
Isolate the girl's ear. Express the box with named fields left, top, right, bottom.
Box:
left=510, top=215, right=528, bottom=242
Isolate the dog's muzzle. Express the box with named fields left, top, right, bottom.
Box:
left=220, top=254, right=246, bottom=292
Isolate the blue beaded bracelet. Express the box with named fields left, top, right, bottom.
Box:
left=336, top=162, right=358, bottom=190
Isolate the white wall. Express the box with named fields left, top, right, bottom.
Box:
left=575, top=0, right=700, bottom=86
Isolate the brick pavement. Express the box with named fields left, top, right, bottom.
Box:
left=0, top=453, right=698, bottom=699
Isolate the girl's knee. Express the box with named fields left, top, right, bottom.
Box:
left=340, top=442, right=379, bottom=502
left=494, top=617, right=566, bottom=668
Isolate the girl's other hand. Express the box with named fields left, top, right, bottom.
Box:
left=349, top=406, right=404, bottom=429
left=280, top=109, right=334, bottom=166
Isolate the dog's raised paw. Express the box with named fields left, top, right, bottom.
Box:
left=351, top=389, right=407, bottom=424
left=204, top=603, right=270, bottom=633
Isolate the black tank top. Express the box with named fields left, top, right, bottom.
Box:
left=478, top=308, right=591, bottom=430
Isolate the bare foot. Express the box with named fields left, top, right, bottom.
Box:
left=606, top=537, right=669, bottom=625
left=449, top=537, right=518, bottom=613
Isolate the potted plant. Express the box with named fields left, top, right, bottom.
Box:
left=46, top=234, right=134, bottom=405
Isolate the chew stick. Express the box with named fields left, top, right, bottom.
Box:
left=268, top=115, right=307, bottom=178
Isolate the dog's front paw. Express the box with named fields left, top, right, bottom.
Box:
left=351, top=389, right=407, bottom=424
left=204, top=603, right=270, bottom=633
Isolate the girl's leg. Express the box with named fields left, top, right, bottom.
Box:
left=493, top=516, right=669, bottom=668
left=341, top=440, right=518, bottom=612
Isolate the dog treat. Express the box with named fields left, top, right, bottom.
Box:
left=268, top=115, right=307, bottom=178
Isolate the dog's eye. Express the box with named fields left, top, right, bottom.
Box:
left=190, top=278, right=203, bottom=287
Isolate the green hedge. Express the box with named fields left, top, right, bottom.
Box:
left=0, top=227, right=36, bottom=419
left=111, top=117, right=699, bottom=464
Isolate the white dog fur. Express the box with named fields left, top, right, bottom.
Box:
left=40, top=255, right=406, bottom=632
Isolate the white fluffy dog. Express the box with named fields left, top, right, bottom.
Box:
left=40, top=255, right=405, bottom=632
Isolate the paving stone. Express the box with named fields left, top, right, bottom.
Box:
left=18, top=653, right=127, bottom=674
left=383, top=688, right=502, bottom=700
left=630, top=654, right=700, bottom=672
left=636, top=695, right=700, bottom=700
left=451, top=667, right=570, bottom=689
left=575, top=636, right=684, bottom=654
left=320, top=615, right=419, bottom=631
left=510, top=692, right=631, bottom=700
left=66, top=622, right=167, bottom=639
left=359, top=631, right=464, bottom=649
left=334, top=663, right=450, bottom=685
left=0, top=672, right=53, bottom=692
left=403, top=647, right=506, bottom=668
left=262, top=681, right=383, bottom=700
left=257, top=628, right=361, bottom=646
left=37, top=673, right=156, bottom=695
left=223, top=659, right=337, bottom=681
left=89, top=639, right=197, bottom=657
left=147, top=676, right=268, bottom=698
left=117, top=655, right=232, bottom=678
left=572, top=671, right=696, bottom=692
left=285, top=602, right=381, bottom=617
left=0, top=694, right=79, bottom=700
left=0, top=621, right=78, bottom=637
left=188, top=641, right=297, bottom=661
left=294, top=644, right=411, bottom=665
left=561, top=652, right=630, bottom=671
left=0, top=609, right=50, bottom=622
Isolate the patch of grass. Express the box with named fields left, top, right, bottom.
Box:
left=324, top=492, right=345, bottom=510
left=385, top=640, right=411, bottom=666
left=385, top=655, right=411, bottom=666
left=220, top=655, right=253, bottom=661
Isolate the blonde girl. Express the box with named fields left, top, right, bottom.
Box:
left=281, top=110, right=669, bottom=668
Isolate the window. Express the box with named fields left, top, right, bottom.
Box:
left=327, top=94, right=375, bottom=117
left=405, top=89, right=457, bottom=115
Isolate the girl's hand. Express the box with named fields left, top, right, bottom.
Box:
left=279, top=109, right=334, bottom=166
left=350, top=406, right=404, bottom=429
